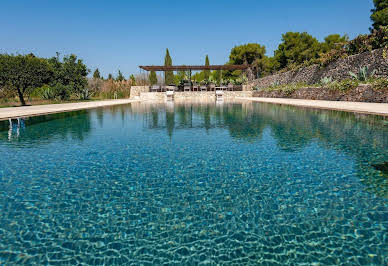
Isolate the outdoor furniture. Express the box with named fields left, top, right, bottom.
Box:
left=151, top=85, right=160, bottom=92
left=193, top=84, right=199, bottom=91
left=184, top=83, right=191, bottom=92
left=216, top=86, right=228, bottom=91
left=209, top=83, right=215, bottom=91
left=200, top=85, right=207, bottom=91
left=166, top=90, right=174, bottom=101
left=165, top=85, right=177, bottom=91
left=215, top=90, right=224, bottom=101
left=228, top=83, right=234, bottom=91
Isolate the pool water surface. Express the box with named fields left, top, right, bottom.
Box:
left=0, top=101, right=387, bottom=264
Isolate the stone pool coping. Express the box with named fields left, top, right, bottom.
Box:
left=0, top=99, right=141, bottom=121
left=237, top=97, right=388, bottom=116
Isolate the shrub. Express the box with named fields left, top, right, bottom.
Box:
left=320, top=76, right=333, bottom=85
left=371, top=78, right=388, bottom=90
left=328, top=79, right=359, bottom=92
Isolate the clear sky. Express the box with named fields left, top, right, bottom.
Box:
left=1, top=0, right=374, bottom=77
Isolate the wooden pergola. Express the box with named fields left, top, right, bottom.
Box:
left=139, top=64, right=250, bottom=87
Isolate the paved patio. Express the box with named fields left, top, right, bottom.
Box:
left=238, top=97, right=388, bottom=116
left=0, top=99, right=140, bottom=120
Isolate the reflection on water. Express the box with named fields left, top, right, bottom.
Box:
left=0, top=101, right=387, bottom=264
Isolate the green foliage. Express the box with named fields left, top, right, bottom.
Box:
left=229, top=43, right=266, bottom=65
left=274, top=32, right=321, bottom=70
left=328, top=79, right=359, bottom=92
left=371, top=77, right=388, bottom=89
left=93, top=68, right=101, bottom=79
left=108, top=74, right=113, bottom=80
left=129, top=74, right=136, bottom=85
left=320, top=77, right=333, bottom=86
left=116, top=70, right=125, bottom=81
left=349, top=66, right=376, bottom=81
left=51, top=82, right=71, bottom=100
left=0, top=53, right=52, bottom=105
left=371, top=0, right=388, bottom=30
left=204, top=55, right=210, bottom=81
left=256, top=57, right=279, bottom=77
left=164, top=48, right=174, bottom=84
left=321, top=34, right=349, bottom=53
left=48, top=53, right=89, bottom=99
left=149, top=71, right=157, bottom=85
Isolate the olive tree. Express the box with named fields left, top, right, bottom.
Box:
left=0, top=54, right=52, bottom=105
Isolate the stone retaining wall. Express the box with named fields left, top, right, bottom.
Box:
left=130, top=86, right=149, bottom=98
left=139, top=91, right=253, bottom=101
left=252, top=85, right=388, bottom=103
left=249, top=48, right=388, bottom=89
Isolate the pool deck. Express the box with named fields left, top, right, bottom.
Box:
left=0, top=99, right=140, bottom=120
left=238, top=97, right=388, bottom=116
left=1, top=97, right=388, bottom=120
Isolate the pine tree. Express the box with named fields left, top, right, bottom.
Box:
left=149, top=71, right=157, bottom=85
left=371, top=0, right=388, bottom=30
left=164, top=48, right=174, bottom=85
left=108, top=74, right=113, bottom=80
left=204, top=55, right=210, bottom=81
left=116, top=70, right=124, bottom=81
left=93, top=68, right=101, bottom=79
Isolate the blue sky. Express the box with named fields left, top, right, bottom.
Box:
left=1, top=0, right=374, bottom=77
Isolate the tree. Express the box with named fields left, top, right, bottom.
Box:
left=108, top=74, right=113, bottom=80
left=164, top=48, right=174, bottom=84
left=129, top=74, right=136, bottom=85
left=371, top=0, right=388, bottom=30
left=149, top=71, right=157, bottom=85
left=321, top=34, right=349, bottom=53
left=204, top=55, right=210, bottom=81
left=48, top=53, right=89, bottom=99
left=229, top=43, right=266, bottom=65
left=116, top=70, right=124, bottom=81
left=0, top=54, right=52, bottom=105
left=274, top=32, right=321, bottom=70
left=93, top=68, right=101, bottom=79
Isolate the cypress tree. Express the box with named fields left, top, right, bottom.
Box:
left=108, top=74, right=113, bottom=80
left=149, top=71, right=157, bottom=85
left=117, top=70, right=124, bottom=81
left=164, top=48, right=174, bottom=84
left=204, top=55, right=210, bottom=81
left=93, top=68, right=101, bottom=79
left=129, top=74, right=136, bottom=85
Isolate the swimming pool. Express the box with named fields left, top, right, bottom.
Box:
left=0, top=101, right=387, bottom=264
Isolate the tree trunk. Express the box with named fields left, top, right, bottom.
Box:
left=17, top=88, right=26, bottom=106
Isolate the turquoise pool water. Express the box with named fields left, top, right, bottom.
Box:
left=0, top=101, right=387, bottom=264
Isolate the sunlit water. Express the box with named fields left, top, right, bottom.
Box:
left=0, top=101, right=387, bottom=265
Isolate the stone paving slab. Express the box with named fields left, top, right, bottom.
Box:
left=237, top=97, right=388, bottom=116
left=0, top=99, right=140, bottom=120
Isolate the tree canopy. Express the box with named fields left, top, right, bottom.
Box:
left=164, top=48, right=174, bottom=84
left=0, top=54, right=52, bottom=105
left=116, top=70, right=125, bottom=81
left=48, top=53, right=89, bottom=99
left=204, top=55, right=210, bottom=81
left=149, top=71, right=157, bottom=85
left=321, top=34, right=349, bottom=53
left=229, top=43, right=266, bottom=65
left=93, top=68, right=101, bottom=79
left=274, top=32, right=321, bottom=69
left=371, top=0, right=388, bottom=29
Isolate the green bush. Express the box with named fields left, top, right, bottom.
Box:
left=328, top=79, right=359, bottom=92
left=371, top=78, right=388, bottom=90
